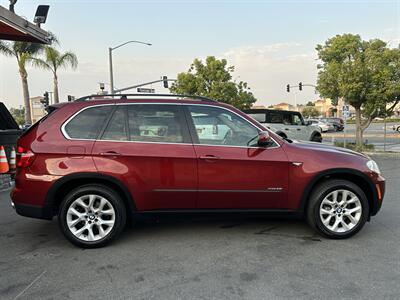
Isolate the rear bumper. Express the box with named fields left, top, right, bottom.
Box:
left=10, top=187, right=53, bottom=220
left=12, top=201, right=53, bottom=220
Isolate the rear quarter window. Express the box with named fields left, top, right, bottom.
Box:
left=64, top=105, right=113, bottom=139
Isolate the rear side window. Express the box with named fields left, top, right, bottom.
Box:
left=64, top=106, right=113, bottom=139
left=127, top=105, right=187, bottom=143
left=247, top=113, right=266, bottom=123
left=269, top=112, right=283, bottom=123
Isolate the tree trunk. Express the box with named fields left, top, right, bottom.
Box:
left=20, top=70, right=32, bottom=124
left=355, top=107, right=363, bottom=147
left=53, top=73, right=59, bottom=104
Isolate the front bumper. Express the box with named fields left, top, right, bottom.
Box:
left=370, top=175, right=385, bottom=216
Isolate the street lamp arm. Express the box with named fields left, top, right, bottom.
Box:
left=111, top=40, right=152, bottom=51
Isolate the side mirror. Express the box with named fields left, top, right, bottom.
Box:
left=257, top=131, right=271, bottom=147
left=305, top=120, right=312, bottom=126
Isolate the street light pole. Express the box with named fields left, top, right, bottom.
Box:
left=108, top=40, right=152, bottom=94
left=108, top=47, right=114, bottom=94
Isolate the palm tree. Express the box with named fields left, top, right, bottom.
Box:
left=0, top=41, right=44, bottom=124
left=31, top=47, right=78, bottom=103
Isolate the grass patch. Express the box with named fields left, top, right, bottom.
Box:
left=334, top=141, right=375, bottom=152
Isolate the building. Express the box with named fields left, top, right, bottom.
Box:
left=271, top=102, right=295, bottom=111
left=29, top=97, right=46, bottom=123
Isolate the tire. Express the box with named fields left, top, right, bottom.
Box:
left=307, top=179, right=369, bottom=239
left=58, top=184, right=127, bottom=248
left=311, top=133, right=322, bottom=142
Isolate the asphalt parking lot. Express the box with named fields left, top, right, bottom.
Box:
left=0, top=154, right=399, bottom=299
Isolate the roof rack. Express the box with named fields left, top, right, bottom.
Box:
left=74, top=93, right=217, bottom=103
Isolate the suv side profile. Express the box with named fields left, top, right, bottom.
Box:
left=11, top=95, right=385, bottom=248
left=243, top=109, right=322, bottom=142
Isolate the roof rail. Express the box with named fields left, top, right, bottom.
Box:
left=74, top=93, right=217, bottom=103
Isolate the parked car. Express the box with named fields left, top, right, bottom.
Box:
left=243, top=109, right=322, bottom=142
left=320, top=117, right=344, bottom=131
left=11, top=95, right=385, bottom=248
left=307, top=119, right=334, bottom=132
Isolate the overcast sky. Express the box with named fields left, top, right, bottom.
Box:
left=1, top=0, right=399, bottom=109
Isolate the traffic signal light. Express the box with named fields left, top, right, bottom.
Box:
left=286, top=84, right=290, bottom=92
left=41, top=92, right=49, bottom=107
left=299, top=82, right=303, bottom=91
left=163, top=76, right=169, bottom=88
left=67, top=95, right=75, bottom=102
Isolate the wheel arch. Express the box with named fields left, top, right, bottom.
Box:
left=299, top=168, right=378, bottom=216
left=45, top=172, right=136, bottom=217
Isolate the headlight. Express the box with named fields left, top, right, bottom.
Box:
left=367, top=160, right=380, bottom=174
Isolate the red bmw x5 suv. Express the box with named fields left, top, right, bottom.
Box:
left=11, top=94, right=385, bottom=248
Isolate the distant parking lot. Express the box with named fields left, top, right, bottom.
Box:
left=323, top=123, right=400, bottom=152
left=0, top=154, right=399, bottom=299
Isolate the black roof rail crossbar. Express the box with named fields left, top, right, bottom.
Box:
left=74, top=93, right=217, bottom=103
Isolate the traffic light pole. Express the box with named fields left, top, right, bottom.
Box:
left=114, top=78, right=176, bottom=93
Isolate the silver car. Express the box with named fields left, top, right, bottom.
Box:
left=244, top=109, right=322, bottom=142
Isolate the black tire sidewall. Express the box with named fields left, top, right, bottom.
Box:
left=58, top=185, right=126, bottom=248
left=310, top=181, right=369, bottom=239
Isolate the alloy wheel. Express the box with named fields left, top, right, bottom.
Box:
left=319, top=189, right=362, bottom=233
left=66, top=194, right=116, bottom=242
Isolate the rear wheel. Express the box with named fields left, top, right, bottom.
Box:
left=59, top=184, right=126, bottom=248
left=307, top=179, right=369, bottom=239
left=311, top=133, right=322, bottom=142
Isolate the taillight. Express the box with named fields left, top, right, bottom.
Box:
left=16, top=146, right=35, bottom=168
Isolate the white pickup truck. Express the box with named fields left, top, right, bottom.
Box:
left=243, top=109, right=322, bottom=142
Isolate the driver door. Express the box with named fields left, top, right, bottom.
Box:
left=185, top=105, right=289, bottom=209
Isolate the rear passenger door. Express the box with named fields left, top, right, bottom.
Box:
left=92, top=104, right=198, bottom=211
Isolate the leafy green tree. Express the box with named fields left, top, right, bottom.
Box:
left=316, top=34, right=400, bottom=147
left=9, top=107, right=25, bottom=126
left=0, top=41, right=44, bottom=124
left=170, top=56, right=257, bottom=109
left=306, top=101, right=315, bottom=106
left=302, top=106, right=319, bottom=118
left=31, top=46, right=78, bottom=103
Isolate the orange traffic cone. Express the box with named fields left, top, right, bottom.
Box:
left=0, top=146, right=9, bottom=174
left=9, top=146, right=16, bottom=171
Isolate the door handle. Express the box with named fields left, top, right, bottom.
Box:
left=100, top=151, right=121, bottom=156
left=199, top=155, right=220, bottom=161
left=284, top=128, right=289, bottom=131
left=297, top=128, right=301, bottom=131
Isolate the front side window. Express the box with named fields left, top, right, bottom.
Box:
left=128, top=105, right=186, bottom=143
left=64, top=105, right=113, bottom=139
left=269, top=112, right=283, bottom=124
left=292, top=114, right=304, bottom=126
left=189, top=106, right=259, bottom=147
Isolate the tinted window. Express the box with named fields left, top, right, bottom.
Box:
left=269, top=112, right=283, bottom=123
left=128, top=105, right=185, bottom=143
left=65, top=106, right=113, bottom=139
left=101, top=106, right=128, bottom=141
left=247, top=113, right=266, bottom=123
left=189, top=106, right=259, bottom=146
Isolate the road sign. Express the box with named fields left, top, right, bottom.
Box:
left=137, top=88, right=155, bottom=93
left=342, top=105, right=349, bottom=112
left=342, top=110, right=350, bottom=119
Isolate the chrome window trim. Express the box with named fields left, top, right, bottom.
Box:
left=61, top=102, right=280, bottom=148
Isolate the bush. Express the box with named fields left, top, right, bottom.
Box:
left=334, top=141, right=375, bottom=152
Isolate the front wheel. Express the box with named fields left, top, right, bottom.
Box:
left=59, top=184, right=127, bottom=248
left=307, top=179, right=369, bottom=239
